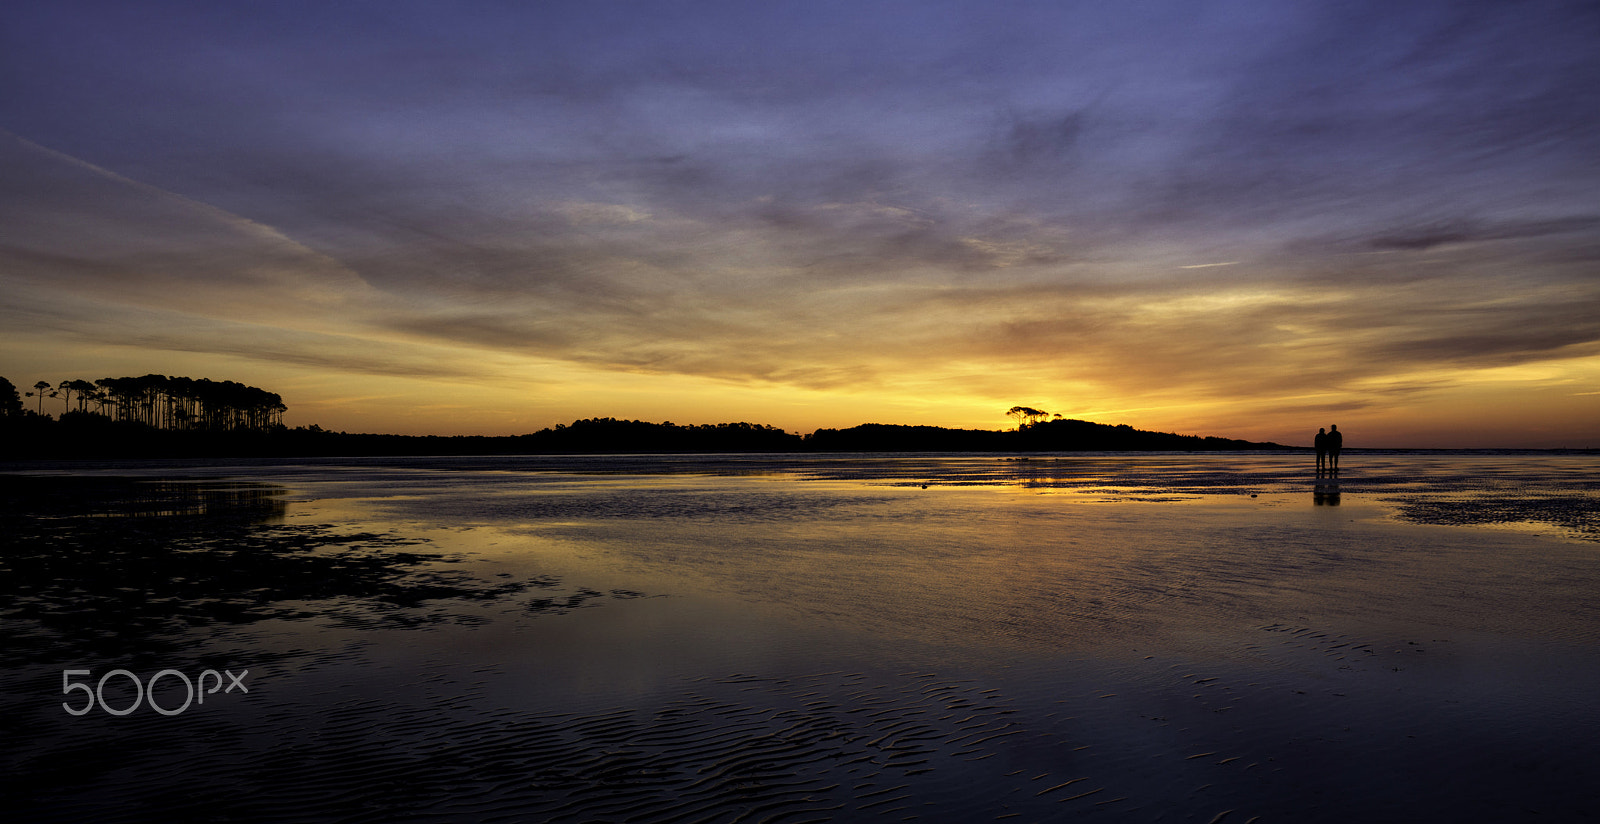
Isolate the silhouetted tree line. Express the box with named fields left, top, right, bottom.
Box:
left=803, top=424, right=1008, bottom=451
left=3, top=379, right=1287, bottom=459
left=11, top=374, right=285, bottom=431
left=258, top=418, right=1281, bottom=457
left=1022, top=417, right=1279, bottom=450
left=803, top=419, right=1283, bottom=451
left=1, top=374, right=288, bottom=459
left=520, top=418, right=800, bottom=452
left=253, top=419, right=803, bottom=457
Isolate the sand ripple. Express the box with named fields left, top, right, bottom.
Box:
left=7, top=668, right=1148, bottom=823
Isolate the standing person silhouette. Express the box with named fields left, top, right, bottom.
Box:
left=1314, top=427, right=1328, bottom=473
left=1327, top=424, right=1342, bottom=473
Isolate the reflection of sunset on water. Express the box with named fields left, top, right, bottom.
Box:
left=6, top=454, right=1599, bottom=820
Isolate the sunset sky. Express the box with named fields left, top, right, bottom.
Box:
left=3, top=0, right=1598, bottom=447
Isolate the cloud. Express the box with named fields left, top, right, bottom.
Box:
left=0, top=280, right=499, bottom=382
left=1362, top=217, right=1600, bottom=253
left=3, top=1, right=1598, bottom=441
left=0, top=131, right=379, bottom=319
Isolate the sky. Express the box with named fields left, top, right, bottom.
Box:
left=2, top=0, right=1598, bottom=447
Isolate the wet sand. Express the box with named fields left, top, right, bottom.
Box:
left=3, top=455, right=1598, bottom=822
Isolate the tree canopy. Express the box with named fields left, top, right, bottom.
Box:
left=17, top=374, right=288, bottom=432
left=1006, top=406, right=1053, bottom=428
left=0, top=376, right=24, bottom=418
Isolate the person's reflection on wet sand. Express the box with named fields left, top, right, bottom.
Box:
left=1314, top=479, right=1341, bottom=506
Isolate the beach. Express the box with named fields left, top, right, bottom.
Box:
left=3, top=453, right=1598, bottom=822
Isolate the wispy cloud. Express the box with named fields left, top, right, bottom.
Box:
left=2, top=0, right=1597, bottom=444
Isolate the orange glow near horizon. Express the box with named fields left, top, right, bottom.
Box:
left=4, top=3, right=1598, bottom=451
left=13, top=342, right=1597, bottom=449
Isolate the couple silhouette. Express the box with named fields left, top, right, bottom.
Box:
left=1314, top=425, right=1342, bottom=474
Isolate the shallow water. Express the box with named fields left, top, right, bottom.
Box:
left=3, top=453, right=1599, bottom=822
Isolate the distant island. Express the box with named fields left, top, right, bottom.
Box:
left=0, top=374, right=1288, bottom=459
